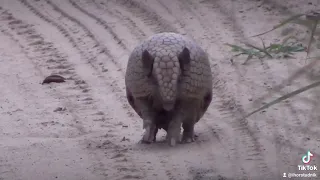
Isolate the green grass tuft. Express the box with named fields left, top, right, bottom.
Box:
left=227, top=11, right=320, bottom=120
left=225, top=39, right=305, bottom=64
left=251, top=10, right=320, bottom=57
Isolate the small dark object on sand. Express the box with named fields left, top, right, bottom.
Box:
left=42, top=75, right=66, bottom=84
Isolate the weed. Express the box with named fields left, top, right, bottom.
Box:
left=229, top=10, right=320, bottom=118
left=252, top=10, right=320, bottom=57
left=225, top=39, right=305, bottom=64
left=243, top=79, right=320, bottom=119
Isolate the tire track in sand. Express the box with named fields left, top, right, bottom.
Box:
left=19, top=0, right=128, bottom=110
left=81, top=0, right=242, bottom=179
left=180, top=0, right=319, bottom=177
left=198, top=0, right=320, bottom=175
left=68, top=0, right=130, bottom=52
left=17, top=0, right=126, bottom=113
left=90, top=0, right=147, bottom=41
left=67, top=1, right=196, bottom=179
left=0, top=7, right=113, bottom=178
left=71, top=0, right=232, bottom=179
left=87, top=0, right=272, bottom=178
left=111, top=0, right=179, bottom=34
left=179, top=0, right=273, bottom=177
left=149, top=0, right=273, bottom=178
left=46, top=0, right=125, bottom=72
left=40, top=0, right=139, bottom=120
left=211, top=0, right=306, bottom=175
left=101, top=1, right=237, bottom=179
left=13, top=0, right=150, bottom=179
left=22, top=0, right=187, bottom=179
left=0, top=9, right=89, bottom=137
left=67, top=0, right=142, bottom=52
left=65, top=0, right=195, bottom=179
left=23, top=0, right=174, bottom=179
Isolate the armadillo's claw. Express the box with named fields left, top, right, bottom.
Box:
left=181, top=136, right=195, bottom=143
left=166, top=132, right=180, bottom=147
left=141, top=124, right=156, bottom=144
left=181, top=131, right=196, bottom=144
left=169, top=138, right=176, bottom=146
left=166, top=120, right=181, bottom=147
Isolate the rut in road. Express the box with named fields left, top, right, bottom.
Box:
left=63, top=0, right=242, bottom=178
left=53, top=0, right=272, bottom=178
left=199, top=0, right=320, bottom=173
left=68, top=0, right=130, bottom=52
left=19, top=0, right=190, bottom=179
left=2, top=0, right=319, bottom=179
left=0, top=7, right=112, bottom=177
left=131, top=0, right=275, bottom=178
left=5, top=1, right=150, bottom=179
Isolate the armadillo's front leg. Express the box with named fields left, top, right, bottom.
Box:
left=135, top=98, right=157, bottom=144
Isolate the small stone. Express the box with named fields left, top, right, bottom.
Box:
left=54, top=107, right=66, bottom=112
left=42, top=74, right=65, bottom=84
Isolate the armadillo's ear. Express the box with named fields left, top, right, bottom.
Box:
left=141, top=50, right=154, bottom=77
left=178, top=47, right=191, bottom=71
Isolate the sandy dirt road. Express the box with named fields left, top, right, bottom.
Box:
left=0, top=0, right=319, bottom=179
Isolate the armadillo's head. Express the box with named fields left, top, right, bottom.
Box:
left=141, top=47, right=191, bottom=111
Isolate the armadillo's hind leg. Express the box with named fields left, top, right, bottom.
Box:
left=153, top=127, right=158, bottom=142
left=166, top=113, right=182, bottom=147
left=141, top=123, right=157, bottom=144
left=181, top=101, right=200, bottom=144
left=135, top=97, right=157, bottom=144
left=181, top=121, right=195, bottom=143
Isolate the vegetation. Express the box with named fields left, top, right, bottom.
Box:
left=226, top=10, right=320, bottom=119
left=225, top=39, right=305, bottom=65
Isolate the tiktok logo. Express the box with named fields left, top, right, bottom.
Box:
left=302, top=150, right=314, bottom=164
left=297, top=150, right=317, bottom=171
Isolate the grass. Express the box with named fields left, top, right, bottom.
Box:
left=243, top=79, right=320, bottom=119
left=225, top=39, right=305, bottom=65
left=252, top=10, right=320, bottom=57
left=226, top=10, right=320, bottom=119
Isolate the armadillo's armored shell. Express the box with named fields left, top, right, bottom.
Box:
left=125, top=32, right=213, bottom=113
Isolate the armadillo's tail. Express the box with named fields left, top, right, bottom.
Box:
left=140, top=46, right=191, bottom=111
left=157, top=47, right=191, bottom=111
left=157, top=69, right=177, bottom=111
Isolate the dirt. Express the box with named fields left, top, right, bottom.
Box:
left=0, top=0, right=319, bottom=179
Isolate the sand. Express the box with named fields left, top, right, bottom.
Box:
left=0, top=0, right=319, bottom=179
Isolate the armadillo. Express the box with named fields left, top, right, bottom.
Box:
left=125, top=32, right=213, bottom=146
